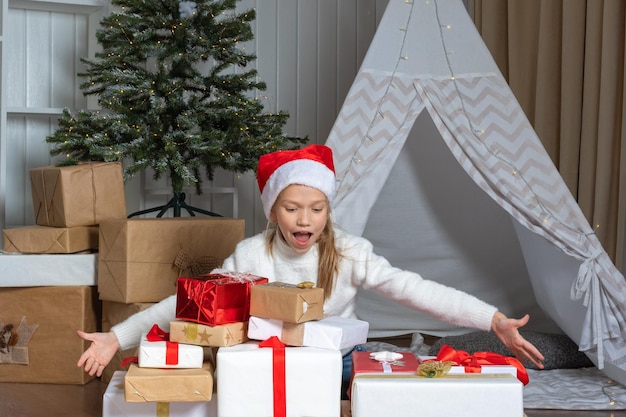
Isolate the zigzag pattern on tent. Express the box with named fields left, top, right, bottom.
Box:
left=331, top=71, right=423, bottom=205
left=419, top=76, right=592, bottom=239
left=418, top=75, right=626, bottom=367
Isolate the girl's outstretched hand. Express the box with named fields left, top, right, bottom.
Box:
left=491, top=311, right=545, bottom=369
left=76, top=330, right=120, bottom=377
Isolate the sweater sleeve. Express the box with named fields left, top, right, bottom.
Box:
left=341, top=233, right=498, bottom=331
left=110, top=295, right=177, bottom=350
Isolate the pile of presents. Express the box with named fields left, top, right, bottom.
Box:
left=0, top=162, right=527, bottom=417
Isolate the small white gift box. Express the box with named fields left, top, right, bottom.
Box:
left=247, top=315, right=369, bottom=350
left=351, top=373, right=524, bottom=417
left=138, top=326, right=204, bottom=369
left=103, top=370, right=217, bottom=417
left=217, top=340, right=342, bottom=417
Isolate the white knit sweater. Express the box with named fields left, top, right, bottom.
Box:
left=112, top=228, right=498, bottom=350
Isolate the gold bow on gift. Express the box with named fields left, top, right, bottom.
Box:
left=417, top=360, right=455, bottom=378
left=174, top=250, right=222, bottom=276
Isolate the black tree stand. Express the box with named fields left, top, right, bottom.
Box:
left=127, top=192, right=222, bottom=218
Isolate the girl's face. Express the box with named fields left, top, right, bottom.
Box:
left=269, top=184, right=329, bottom=254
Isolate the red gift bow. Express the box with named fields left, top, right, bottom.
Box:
left=434, top=344, right=529, bottom=385
left=259, top=336, right=287, bottom=417
left=146, top=324, right=179, bottom=366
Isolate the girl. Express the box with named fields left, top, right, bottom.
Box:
left=78, top=144, right=544, bottom=382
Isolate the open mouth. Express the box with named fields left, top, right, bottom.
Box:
left=293, top=232, right=312, bottom=245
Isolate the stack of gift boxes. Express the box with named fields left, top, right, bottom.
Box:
left=103, top=273, right=373, bottom=417
left=0, top=162, right=126, bottom=385
left=104, top=273, right=526, bottom=417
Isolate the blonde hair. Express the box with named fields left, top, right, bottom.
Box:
left=265, top=209, right=341, bottom=301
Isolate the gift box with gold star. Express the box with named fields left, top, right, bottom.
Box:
left=169, top=320, right=248, bottom=347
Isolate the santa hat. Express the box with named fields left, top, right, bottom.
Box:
left=257, top=144, right=336, bottom=219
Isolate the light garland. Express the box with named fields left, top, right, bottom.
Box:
left=336, top=0, right=596, bottom=242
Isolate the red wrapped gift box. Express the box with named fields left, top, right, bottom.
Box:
left=176, top=272, right=269, bottom=326
left=348, top=351, right=421, bottom=398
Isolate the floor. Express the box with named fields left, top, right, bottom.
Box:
left=1, top=378, right=626, bottom=416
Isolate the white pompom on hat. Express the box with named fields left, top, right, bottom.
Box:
left=256, top=144, right=336, bottom=219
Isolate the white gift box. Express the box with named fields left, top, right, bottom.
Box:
left=0, top=253, right=97, bottom=286
left=217, top=341, right=343, bottom=417
left=138, top=332, right=204, bottom=369
left=247, top=315, right=369, bottom=350
left=351, top=373, right=524, bottom=417
left=103, top=370, right=217, bottom=417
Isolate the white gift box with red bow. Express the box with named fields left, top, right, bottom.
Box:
left=138, top=325, right=204, bottom=369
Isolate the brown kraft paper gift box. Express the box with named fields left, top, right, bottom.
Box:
left=124, top=362, right=214, bottom=402
left=250, top=282, right=324, bottom=323
left=30, top=162, right=127, bottom=227
left=100, top=301, right=155, bottom=384
left=97, top=217, right=245, bottom=303
left=3, top=225, right=99, bottom=254
left=169, top=320, right=248, bottom=347
left=0, top=286, right=100, bottom=384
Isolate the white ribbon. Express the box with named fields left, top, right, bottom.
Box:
left=370, top=351, right=404, bottom=373
left=570, top=248, right=604, bottom=367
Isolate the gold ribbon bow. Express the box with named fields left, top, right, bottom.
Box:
left=174, top=250, right=222, bottom=276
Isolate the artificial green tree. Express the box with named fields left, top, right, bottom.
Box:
left=46, top=0, right=306, bottom=217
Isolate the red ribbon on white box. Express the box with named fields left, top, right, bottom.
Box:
left=433, top=344, right=529, bottom=385
left=259, top=336, right=287, bottom=417
left=146, top=324, right=179, bottom=366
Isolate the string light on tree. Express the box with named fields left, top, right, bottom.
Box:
left=46, top=0, right=306, bottom=217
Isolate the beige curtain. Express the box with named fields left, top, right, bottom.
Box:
left=471, top=0, right=626, bottom=270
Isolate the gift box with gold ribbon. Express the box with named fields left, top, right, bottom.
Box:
left=350, top=372, right=524, bottom=417
left=124, top=362, right=214, bottom=403
left=419, top=344, right=528, bottom=385
left=104, top=370, right=217, bottom=416
left=176, top=272, right=268, bottom=326
left=249, top=282, right=324, bottom=324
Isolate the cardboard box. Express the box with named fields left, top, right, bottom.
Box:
left=138, top=329, right=204, bottom=369
left=350, top=373, right=524, bottom=417
left=176, top=273, right=268, bottom=326
left=217, top=341, right=342, bottom=417
left=104, top=370, right=217, bottom=417
left=3, top=225, right=99, bottom=254
left=248, top=315, right=369, bottom=350
left=30, top=162, right=127, bottom=227
left=0, top=286, right=99, bottom=384
left=101, top=301, right=155, bottom=383
left=169, top=320, right=248, bottom=347
left=98, top=218, right=245, bottom=303
left=0, top=253, right=97, bottom=286
left=125, top=362, right=214, bottom=402
left=250, top=282, right=324, bottom=323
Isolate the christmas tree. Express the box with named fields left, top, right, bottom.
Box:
left=46, top=0, right=306, bottom=216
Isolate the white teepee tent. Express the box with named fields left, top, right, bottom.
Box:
left=325, top=0, right=626, bottom=385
